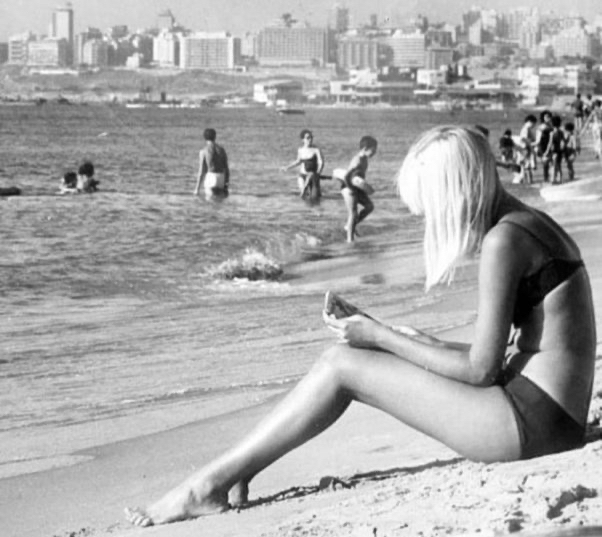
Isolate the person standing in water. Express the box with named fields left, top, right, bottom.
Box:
left=339, top=135, right=378, bottom=243
left=281, top=129, right=324, bottom=202
left=194, top=128, right=230, bottom=200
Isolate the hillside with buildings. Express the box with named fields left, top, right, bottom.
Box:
left=2, top=4, right=602, bottom=108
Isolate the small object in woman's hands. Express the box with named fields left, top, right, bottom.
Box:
left=391, top=325, right=421, bottom=337
left=323, top=291, right=374, bottom=320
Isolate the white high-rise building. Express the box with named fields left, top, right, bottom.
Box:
left=51, top=3, right=74, bottom=65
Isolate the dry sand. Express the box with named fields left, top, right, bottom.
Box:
left=3, top=159, right=602, bottom=537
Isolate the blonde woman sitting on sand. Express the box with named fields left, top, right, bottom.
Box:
left=125, top=125, right=596, bottom=527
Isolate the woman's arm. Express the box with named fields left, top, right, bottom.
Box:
left=281, top=149, right=302, bottom=172
left=324, top=224, right=530, bottom=385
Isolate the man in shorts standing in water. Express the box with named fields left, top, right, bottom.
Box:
left=194, top=128, right=230, bottom=200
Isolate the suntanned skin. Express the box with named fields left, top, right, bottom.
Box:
left=125, top=189, right=595, bottom=527
left=281, top=133, right=324, bottom=200
left=193, top=140, right=230, bottom=197
left=342, top=146, right=376, bottom=242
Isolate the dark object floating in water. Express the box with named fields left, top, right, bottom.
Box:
left=0, top=186, right=21, bottom=197
left=277, top=107, right=305, bottom=115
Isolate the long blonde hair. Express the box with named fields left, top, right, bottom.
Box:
left=398, top=126, right=502, bottom=289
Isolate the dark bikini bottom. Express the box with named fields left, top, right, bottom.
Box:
left=501, top=369, right=586, bottom=460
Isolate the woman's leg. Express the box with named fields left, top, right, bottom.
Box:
left=126, top=344, right=520, bottom=526
left=341, top=188, right=358, bottom=242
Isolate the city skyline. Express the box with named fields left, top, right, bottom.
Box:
left=0, top=0, right=600, bottom=42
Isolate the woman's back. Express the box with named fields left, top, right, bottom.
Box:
left=499, top=208, right=596, bottom=424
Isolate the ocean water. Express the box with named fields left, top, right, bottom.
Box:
left=0, top=104, right=535, bottom=476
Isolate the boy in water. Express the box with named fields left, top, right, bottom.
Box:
left=77, top=161, right=99, bottom=192
left=194, top=128, right=230, bottom=200
left=340, top=135, right=378, bottom=243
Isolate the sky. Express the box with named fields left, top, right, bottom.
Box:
left=0, top=0, right=600, bottom=41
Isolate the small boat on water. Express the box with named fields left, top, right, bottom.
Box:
left=276, top=107, right=305, bottom=115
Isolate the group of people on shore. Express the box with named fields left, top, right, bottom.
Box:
left=499, top=109, right=579, bottom=186
left=194, top=127, right=378, bottom=243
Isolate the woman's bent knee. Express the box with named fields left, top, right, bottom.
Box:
left=316, top=344, right=355, bottom=377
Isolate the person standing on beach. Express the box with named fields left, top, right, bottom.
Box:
left=125, top=126, right=595, bottom=528
left=281, top=129, right=325, bottom=202
left=547, top=115, right=566, bottom=185
left=194, top=128, right=230, bottom=200
left=564, top=121, right=578, bottom=182
left=515, top=115, right=537, bottom=184
left=571, top=93, right=585, bottom=132
left=337, top=135, right=378, bottom=243
left=535, top=110, right=553, bottom=183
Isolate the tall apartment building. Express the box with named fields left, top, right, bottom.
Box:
left=153, top=31, right=180, bottom=67
left=256, top=26, right=328, bottom=67
left=0, top=43, right=8, bottom=64
left=468, top=19, right=483, bottom=46
left=8, top=32, right=35, bottom=64
left=504, top=8, right=539, bottom=41
left=81, top=39, right=109, bottom=67
left=28, top=39, right=69, bottom=66
left=52, top=2, right=74, bottom=65
left=74, top=27, right=102, bottom=66
left=425, top=47, right=453, bottom=70
left=180, top=32, right=241, bottom=69
left=337, top=37, right=379, bottom=71
left=551, top=26, right=598, bottom=58
left=520, top=24, right=541, bottom=51
left=333, top=5, right=350, bottom=34
left=380, top=30, right=425, bottom=69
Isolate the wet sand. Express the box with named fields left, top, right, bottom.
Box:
left=3, top=159, right=602, bottom=537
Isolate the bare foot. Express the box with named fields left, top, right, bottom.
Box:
left=125, top=481, right=229, bottom=526
left=228, top=480, right=249, bottom=507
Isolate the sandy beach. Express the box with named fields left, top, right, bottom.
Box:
left=3, top=157, right=602, bottom=537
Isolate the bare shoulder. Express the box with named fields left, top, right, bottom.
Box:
left=481, top=221, right=533, bottom=264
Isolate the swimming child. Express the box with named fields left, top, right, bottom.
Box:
left=337, top=135, right=377, bottom=243
left=60, top=162, right=99, bottom=194
left=281, top=129, right=325, bottom=202
left=60, top=171, right=78, bottom=194
left=77, top=161, right=99, bottom=192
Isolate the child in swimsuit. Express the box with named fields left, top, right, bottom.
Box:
left=340, top=135, right=377, bottom=243
left=281, top=129, right=324, bottom=202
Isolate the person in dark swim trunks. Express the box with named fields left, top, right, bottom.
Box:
left=281, top=129, right=324, bottom=202
left=125, top=126, right=595, bottom=527
left=340, top=135, right=377, bottom=242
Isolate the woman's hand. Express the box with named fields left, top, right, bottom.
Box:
left=322, top=311, right=381, bottom=349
